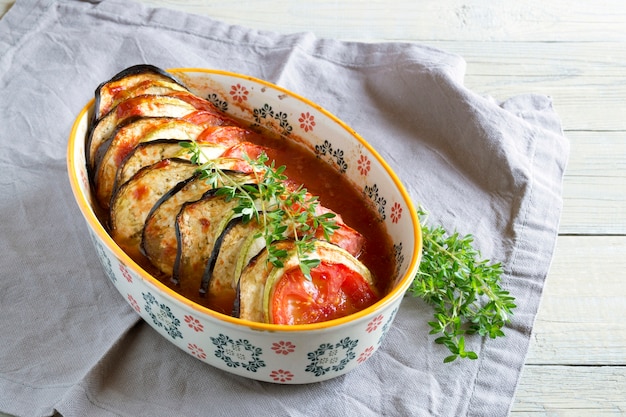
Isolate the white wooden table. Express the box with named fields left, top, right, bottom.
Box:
left=2, top=1, right=625, bottom=415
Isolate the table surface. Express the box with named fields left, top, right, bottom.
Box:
left=2, top=1, right=625, bottom=415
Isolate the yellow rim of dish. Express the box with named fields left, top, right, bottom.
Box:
left=67, top=67, right=422, bottom=332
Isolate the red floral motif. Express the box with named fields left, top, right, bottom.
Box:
left=188, top=343, right=207, bottom=360
left=271, top=340, right=296, bottom=355
left=127, top=294, right=140, bottom=312
left=229, top=83, right=249, bottom=103
left=357, top=154, right=371, bottom=176
left=357, top=346, right=375, bottom=363
left=184, top=315, right=204, bottom=332
left=366, top=314, right=384, bottom=333
left=79, top=169, right=89, bottom=191
left=298, top=112, right=315, bottom=132
left=391, top=202, right=403, bottom=224
left=119, top=263, right=133, bottom=283
left=270, top=369, right=294, bottom=382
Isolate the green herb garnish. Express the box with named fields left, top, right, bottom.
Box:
left=180, top=141, right=339, bottom=279
left=409, top=207, right=516, bottom=363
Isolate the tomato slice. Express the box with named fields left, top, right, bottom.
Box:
left=269, top=262, right=379, bottom=325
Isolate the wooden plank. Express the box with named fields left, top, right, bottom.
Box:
left=558, top=131, right=626, bottom=234
left=3, top=3, right=624, bottom=130
left=561, top=176, right=626, bottom=235
left=133, top=0, right=626, bottom=42
left=426, top=41, right=626, bottom=131
left=525, top=236, right=626, bottom=365
left=428, top=40, right=626, bottom=78
left=511, top=365, right=626, bottom=415
left=465, top=76, right=626, bottom=131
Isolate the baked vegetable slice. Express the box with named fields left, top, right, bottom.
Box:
left=93, top=64, right=189, bottom=123
left=109, top=158, right=198, bottom=260
left=142, top=166, right=256, bottom=277
left=94, top=118, right=210, bottom=208
left=200, top=215, right=264, bottom=301
left=236, top=240, right=379, bottom=324
left=87, top=95, right=198, bottom=171
left=173, top=190, right=244, bottom=294
left=113, top=140, right=228, bottom=197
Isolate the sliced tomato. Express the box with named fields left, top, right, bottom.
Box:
left=221, top=141, right=267, bottom=161
left=269, top=262, right=379, bottom=325
left=182, top=110, right=233, bottom=126
left=196, top=125, right=251, bottom=146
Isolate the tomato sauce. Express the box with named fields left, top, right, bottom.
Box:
left=94, top=100, right=396, bottom=320
left=245, top=127, right=397, bottom=297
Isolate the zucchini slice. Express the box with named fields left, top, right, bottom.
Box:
left=142, top=168, right=256, bottom=277
left=87, top=95, right=198, bottom=172
left=172, top=191, right=241, bottom=294
left=109, top=158, right=198, bottom=260
left=93, top=64, right=189, bottom=123
left=236, top=240, right=378, bottom=324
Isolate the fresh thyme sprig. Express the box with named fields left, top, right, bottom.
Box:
left=409, top=206, right=517, bottom=363
left=180, top=141, right=339, bottom=279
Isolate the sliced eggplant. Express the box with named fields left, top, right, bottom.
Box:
left=200, top=216, right=264, bottom=300
left=113, top=140, right=228, bottom=198
left=142, top=168, right=256, bottom=277
left=87, top=66, right=378, bottom=325
left=93, top=64, right=189, bottom=123
left=172, top=190, right=241, bottom=295
left=109, top=158, right=198, bottom=260
left=94, top=118, right=209, bottom=208
left=236, top=240, right=378, bottom=324
left=87, top=95, right=198, bottom=172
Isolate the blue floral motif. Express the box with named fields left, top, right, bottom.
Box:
left=363, top=183, right=387, bottom=221
left=206, top=93, right=228, bottom=112
left=305, top=337, right=359, bottom=377
left=378, top=307, right=399, bottom=347
left=210, top=333, right=266, bottom=372
left=393, top=242, right=405, bottom=279
left=314, top=140, right=348, bottom=173
left=253, top=103, right=274, bottom=124
left=274, top=111, right=293, bottom=136
left=252, top=104, right=293, bottom=137
left=142, top=292, right=183, bottom=340
left=90, top=232, right=115, bottom=283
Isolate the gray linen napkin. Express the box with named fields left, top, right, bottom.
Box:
left=0, top=0, right=569, bottom=416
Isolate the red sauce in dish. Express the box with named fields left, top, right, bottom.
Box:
left=120, top=125, right=397, bottom=317
left=95, top=98, right=396, bottom=319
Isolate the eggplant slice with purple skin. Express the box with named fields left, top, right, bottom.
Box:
left=95, top=112, right=238, bottom=210
left=94, top=118, right=210, bottom=209
left=84, top=65, right=380, bottom=325
left=141, top=165, right=256, bottom=278
left=201, top=217, right=264, bottom=303
left=112, top=139, right=228, bottom=205
left=91, top=64, right=189, bottom=128
left=87, top=95, right=199, bottom=172
left=172, top=190, right=243, bottom=295
left=109, top=158, right=198, bottom=260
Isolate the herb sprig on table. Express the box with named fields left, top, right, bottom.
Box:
left=180, top=141, right=338, bottom=280
left=409, top=207, right=517, bottom=363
